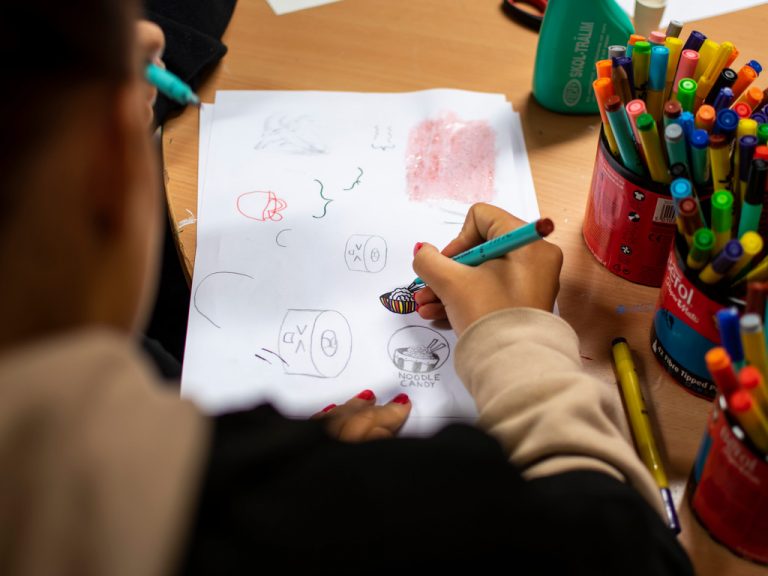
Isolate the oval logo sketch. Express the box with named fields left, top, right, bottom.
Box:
left=562, top=79, right=582, bottom=108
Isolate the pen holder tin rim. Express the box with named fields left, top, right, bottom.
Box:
left=688, top=394, right=768, bottom=566
left=583, top=130, right=677, bottom=288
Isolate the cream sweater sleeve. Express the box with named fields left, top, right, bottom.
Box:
left=454, top=307, right=665, bottom=518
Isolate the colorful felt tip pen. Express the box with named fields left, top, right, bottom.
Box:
left=716, top=309, right=745, bottom=371
left=145, top=63, right=200, bottom=107
left=705, top=346, right=740, bottom=397
left=409, top=218, right=554, bottom=290
left=699, top=240, right=742, bottom=284
left=728, top=390, right=768, bottom=453
left=611, top=338, right=680, bottom=534
left=606, top=96, right=645, bottom=176
left=740, top=314, right=768, bottom=380
left=686, top=227, right=714, bottom=270
left=710, top=190, right=733, bottom=253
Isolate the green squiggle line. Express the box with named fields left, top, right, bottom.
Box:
left=313, top=179, right=333, bottom=219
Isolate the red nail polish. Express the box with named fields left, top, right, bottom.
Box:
left=321, top=403, right=337, bottom=413
left=356, top=389, right=375, bottom=401
left=413, top=242, right=424, bottom=256
left=415, top=303, right=421, bottom=312
left=391, top=393, right=410, bottom=405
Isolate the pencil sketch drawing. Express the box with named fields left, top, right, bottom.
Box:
left=345, top=234, right=387, bottom=273
left=193, top=271, right=255, bottom=329
left=371, top=125, right=395, bottom=151
left=275, top=228, right=292, bottom=247
left=312, top=179, right=333, bottom=219
left=254, top=347, right=289, bottom=366
left=387, top=326, right=450, bottom=373
left=279, top=309, right=352, bottom=378
left=237, top=191, right=288, bottom=222
left=254, top=114, right=327, bottom=154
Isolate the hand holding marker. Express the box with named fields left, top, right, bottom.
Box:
left=380, top=218, right=554, bottom=308
left=145, top=63, right=200, bottom=107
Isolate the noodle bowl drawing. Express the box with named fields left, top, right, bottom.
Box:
left=379, top=287, right=416, bottom=314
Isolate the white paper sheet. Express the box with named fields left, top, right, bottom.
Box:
left=183, top=89, right=539, bottom=435
left=615, top=0, right=767, bottom=26
left=265, top=0, right=341, bottom=16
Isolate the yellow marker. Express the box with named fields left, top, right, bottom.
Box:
left=695, top=41, right=736, bottom=108
left=740, top=313, right=768, bottom=381
left=728, top=231, right=763, bottom=278
left=612, top=338, right=680, bottom=533
left=739, top=254, right=768, bottom=284
left=728, top=390, right=768, bottom=453
left=663, top=36, right=684, bottom=101
left=693, top=39, right=719, bottom=82
left=734, top=119, right=758, bottom=193
left=636, top=113, right=670, bottom=183
left=709, top=134, right=731, bottom=190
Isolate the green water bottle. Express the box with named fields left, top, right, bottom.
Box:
left=532, top=0, right=634, bottom=114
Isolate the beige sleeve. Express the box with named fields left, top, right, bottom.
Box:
left=454, top=308, right=665, bottom=518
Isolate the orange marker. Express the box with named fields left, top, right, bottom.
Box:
left=695, top=105, right=716, bottom=131
left=596, top=59, right=612, bottom=80
left=735, top=85, right=765, bottom=112
left=593, top=78, right=619, bottom=156
left=728, top=390, right=768, bottom=453
left=731, top=64, right=759, bottom=98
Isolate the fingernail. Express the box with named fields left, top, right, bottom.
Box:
left=391, top=393, right=410, bottom=405
left=415, top=303, right=421, bottom=312
left=356, top=389, right=375, bottom=401
left=413, top=242, right=424, bottom=256
left=321, top=403, right=337, bottom=413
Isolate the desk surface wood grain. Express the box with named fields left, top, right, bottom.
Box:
left=162, top=2, right=768, bottom=573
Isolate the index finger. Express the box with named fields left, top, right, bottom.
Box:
left=136, top=20, right=165, bottom=63
left=440, top=203, right=526, bottom=257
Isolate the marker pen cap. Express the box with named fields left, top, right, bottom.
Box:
left=758, top=124, right=768, bottom=144
left=670, top=177, right=692, bottom=197
left=677, top=78, right=697, bottom=111
left=733, top=102, right=752, bottom=119
left=682, top=30, right=706, bottom=52
left=692, top=227, right=715, bottom=251
left=649, top=30, right=667, bottom=45
left=713, top=87, right=734, bottom=111
left=739, top=86, right=765, bottom=110
left=665, top=20, right=683, bottom=38
left=696, top=105, right=716, bottom=128
left=690, top=129, right=709, bottom=150
left=714, top=109, right=738, bottom=135
left=751, top=112, right=768, bottom=124
left=649, top=46, right=669, bottom=90
left=747, top=60, right=762, bottom=75
left=739, top=136, right=759, bottom=181
left=711, top=240, right=743, bottom=273
left=711, top=190, right=734, bottom=231
left=715, top=309, right=745, bottom=365
left=608, top=45, right=627, bottom=60
left=665, top=122, right=684, bottom=142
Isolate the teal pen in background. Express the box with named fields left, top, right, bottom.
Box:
left=408, top=218, right=554, bottom=290
left=145, top=63, right=200, bottom=107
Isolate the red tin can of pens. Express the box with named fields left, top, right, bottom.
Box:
left=688, top=394, right=768, bottom=565
left=650, top=235, right=736, bottom=400
left=583, top=131, right=677, bottom=287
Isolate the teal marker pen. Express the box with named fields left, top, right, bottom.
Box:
left=605, top=95, right=645, bottom=176
left=690, top=129, right=710, bottom=189
left=145, top=63, right=200, bottom=107
left=738, top=159, right=768, bottom=238
left=664, top=123, right=690, bottom=176
left=409, top=218, right=554, bottom=289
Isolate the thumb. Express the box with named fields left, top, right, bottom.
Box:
left=412, top=242, right=470, bottom=296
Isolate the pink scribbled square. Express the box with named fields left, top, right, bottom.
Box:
left=405, top=113, right=496, bottom=203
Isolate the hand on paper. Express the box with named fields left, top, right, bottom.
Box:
left=136, top=20, right=165, bottom=127
left=312, top=390, right=411, bottom=442
left=412, top=203, right=562, bottom=335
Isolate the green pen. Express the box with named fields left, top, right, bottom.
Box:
left=710, top=189, right=733, bottom=254
left=758, top=123, right=768, bottom=145
left=677, top=78, right=697, bottom=113
left=686, top=228, right=715, bottom=271
left=145, top=63, right=200, bottom=107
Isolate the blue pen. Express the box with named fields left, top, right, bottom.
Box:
left=713, top=109, right=739, bottom=140
left=145, top=63, right=200, bottom=107
left=712, top=87, right=734, bottom=112
left=408, top=218, right=554, bottom=290
left=679, top=111, right=695, bottom=142
left=690, top=129, right=710, bottom=190
left=647, top=46, right=669, bottom=122
left=682, top=30, right=706, bottom=52
left=716, top=308, right=745, bottom=370
left=751, top=112, right=768, bottom=124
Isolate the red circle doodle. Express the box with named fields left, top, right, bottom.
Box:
left=237, top=191, right=288, bottom=222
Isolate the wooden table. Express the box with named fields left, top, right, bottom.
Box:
left=162, top=2, right=768, bottom=573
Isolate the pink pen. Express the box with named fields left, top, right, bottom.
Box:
left=626, top=99, right=648, bottom=163
left=649, top=30, right=667, bottom=45
left=673, top=49, right=699, bottom=95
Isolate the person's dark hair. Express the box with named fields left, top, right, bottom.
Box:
left=0, top=1, right=135, bottom=209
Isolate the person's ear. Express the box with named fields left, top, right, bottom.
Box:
left=85, top=84, right=140, bottom=243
